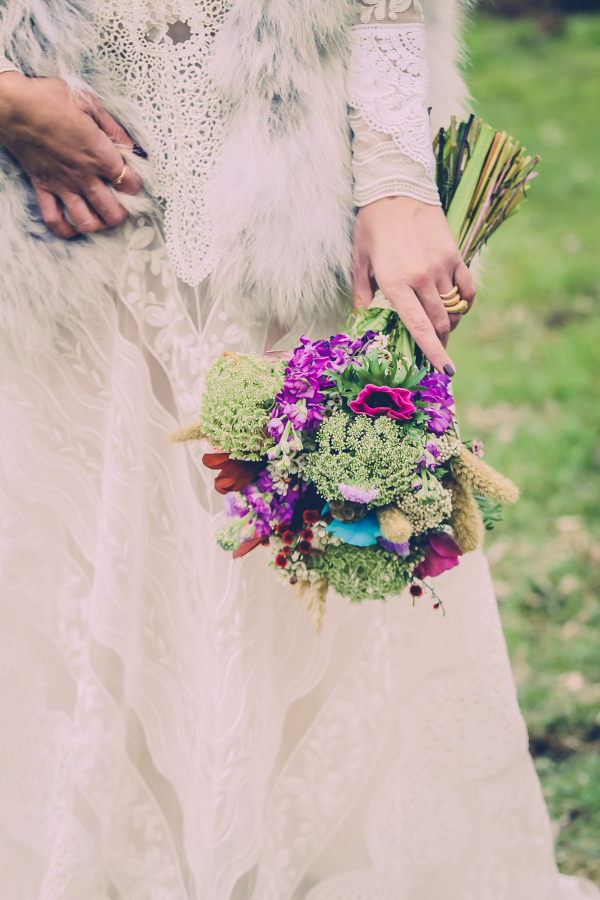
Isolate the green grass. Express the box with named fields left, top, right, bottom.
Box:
left=453, top=12, right=600, bottom=882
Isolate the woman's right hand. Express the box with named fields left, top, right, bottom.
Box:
left=0, top=73, right=142, bottom=239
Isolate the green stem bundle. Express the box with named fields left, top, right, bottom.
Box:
left=434, top=117, right=539, bottom=266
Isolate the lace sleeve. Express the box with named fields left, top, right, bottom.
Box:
left=349, top=1, right=440, bottom=207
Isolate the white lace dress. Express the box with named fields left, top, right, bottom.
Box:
left=0, top=2, right=597, bottom=899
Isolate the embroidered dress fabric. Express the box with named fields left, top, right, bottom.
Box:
left=1, top=2, right=599, bottom=900
left=350, top=1, right=441, bottom=206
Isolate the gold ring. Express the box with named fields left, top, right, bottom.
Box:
left=440, top=286, right=459, bottom=300
left=111, top=164, right=128, bottom=186
left=446, top=300, right=469, bottom=315
left=441, top=295, right=463, bottom=309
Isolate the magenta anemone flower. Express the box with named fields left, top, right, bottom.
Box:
left=349, top=384, right=415, bottom=420
left=413, top=532, right=462, bottom=579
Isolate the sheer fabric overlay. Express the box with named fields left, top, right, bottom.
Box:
left=0, top=211, right=596, bottom=900
left=1, top=0, right=598, bottom=898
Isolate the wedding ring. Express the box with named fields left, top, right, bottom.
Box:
left=441, top=296, right=463, bottom=309
left=445, top=299, right=469, bottom=315
left=440, top=286, right=460, bottom=300
left=111, top=164, right=128, bottom=186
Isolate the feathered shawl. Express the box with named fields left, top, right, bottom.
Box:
left=0, top=0, right=472, bottom=354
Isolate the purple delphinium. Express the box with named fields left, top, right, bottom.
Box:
left=269, top=333, right=373, bottom=442
left=223, top=492, right=247, bottom=519
left=242, top=471, right=298, bottom=532
left=414, top=440, right=442, bottom=474
left=411, top=372, right=453, bottom=435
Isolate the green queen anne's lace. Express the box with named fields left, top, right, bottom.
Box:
left=303, top=409, right=423, bottom=506
left=199, top=354, right=284, bottom=460
left=311, top=542, right=416, bottom=603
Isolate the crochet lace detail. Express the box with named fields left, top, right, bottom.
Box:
left=356, top=0, right=424, bottom=24
left=348, top=23, right=438, bottom=200
left=93, top=0, right=230, bottom=287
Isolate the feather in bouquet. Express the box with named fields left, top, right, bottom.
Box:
left=170, top=296, right=518, bottom=631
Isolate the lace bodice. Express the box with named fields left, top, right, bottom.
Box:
left=93, top=0, right=231, bottom=287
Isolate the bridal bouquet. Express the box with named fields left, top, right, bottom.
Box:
left=172, top=299, right=518, bottom=630
left=170, top=117, right=535, bottom=630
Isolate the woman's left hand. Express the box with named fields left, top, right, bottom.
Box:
left=352, top=196, right=476, bottom=375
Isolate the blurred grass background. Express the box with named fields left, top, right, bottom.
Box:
left=452, top=10, right=600, bottom=882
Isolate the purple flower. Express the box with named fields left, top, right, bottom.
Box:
left=338, top=483, right=380, bottom=504
left=411, top=372, right=453, bottom=435
left=414, top=456, right=433, bottom=474
left=241, top=484, right=272, bottom=518
left=256, top=469, right=275, bottom=493
left=414, top=442, right=441, bottom=474
left=238, top=476, right=299, bottom=539
left=268, top=417, right=285, bottom=441
left=377, top=537, right=410, bottom=555
left=223, top=492, right=247, bottom=519
left=424, top=405, right=453, bottom=435
left=349, top=384, right=415, bottom=421
left=269, top=332, right=372, bottom=441
left=281, top=373, right=322, bottom=401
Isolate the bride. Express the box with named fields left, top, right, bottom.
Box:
left=0, top=1, right=595, bottom=897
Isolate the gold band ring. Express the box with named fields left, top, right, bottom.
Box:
left=111, top=164, right=128, bottom=186
left=440, top=286, right=459, bottom=300
left=446, top=299, right=469, bottom=315
left=442, top=297, right=461, bottom=309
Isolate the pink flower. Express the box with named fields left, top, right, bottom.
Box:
left=349, top=384, right=415, bottom=420
left=413, top=532, right=462, bottom=579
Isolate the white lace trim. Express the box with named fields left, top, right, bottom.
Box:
left=350, top=112, right=440, bottom=206
left=357, top=0, right=424, bottom=24
left=348, top=23, right=438, bottom=200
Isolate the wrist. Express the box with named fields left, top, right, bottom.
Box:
left=0, top=72, right=30, bottom=139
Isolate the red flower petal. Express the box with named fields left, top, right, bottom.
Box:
left=203, top=452, right=265, bottom=493
left=232, top=535, right=270, bottom=558
left=202, top=452, right=231, bottom=469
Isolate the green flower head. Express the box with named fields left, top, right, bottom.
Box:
left=310, top=542, right=416, bottom=603
left=200, top=353, right=284, bottom=460
left=303, top=409, right=422, bottom=507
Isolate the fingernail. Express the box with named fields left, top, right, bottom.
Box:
left=133, top=143, right=148, bottom=159
left=443, top=364, right=455, bottom=377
